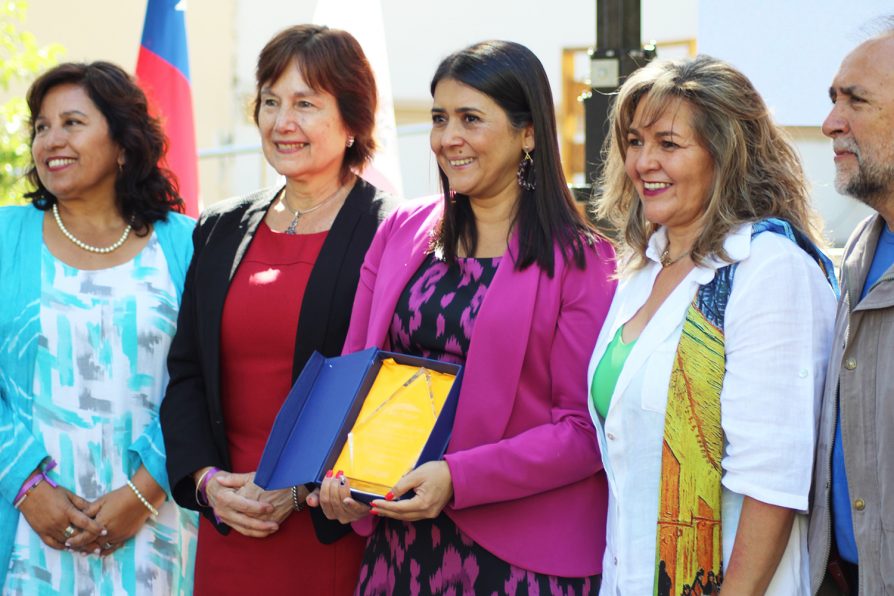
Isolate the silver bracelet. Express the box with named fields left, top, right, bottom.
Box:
left=127, top=479, right=160, bottom=517
left=291, top=486, right=305, bottom=512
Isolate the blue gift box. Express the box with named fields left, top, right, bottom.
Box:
left=255, top=347, right=463, bottom=503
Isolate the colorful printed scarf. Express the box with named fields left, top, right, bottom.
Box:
left=654, top=219, right=838, bottom=596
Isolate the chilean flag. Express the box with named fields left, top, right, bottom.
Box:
left=314, top=0, right=403, bottom=197
left=136, top=0, right=199, bottom=216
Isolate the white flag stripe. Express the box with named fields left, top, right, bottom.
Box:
left=314, top=0, right=404, bottom=197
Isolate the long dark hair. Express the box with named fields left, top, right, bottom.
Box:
left=430, top=40, right=592, bottom=277
left=25, top=61, right=183, bottom=233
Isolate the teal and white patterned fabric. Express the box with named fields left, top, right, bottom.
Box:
left=0, top=206, right=196, bottom=594
left=4, top=236, right=197, bottom=595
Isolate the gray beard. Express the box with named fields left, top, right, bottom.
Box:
left=838, top=158, right=894, bottom=209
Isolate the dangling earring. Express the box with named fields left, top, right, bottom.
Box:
left=517, top=148, right=536, bottom=191
left=32, top=191, right=52, bottom=209
left=346, top=136, right=355, bottom=148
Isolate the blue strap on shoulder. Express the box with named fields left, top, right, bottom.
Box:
left=694, top=218, right=840, bottom=333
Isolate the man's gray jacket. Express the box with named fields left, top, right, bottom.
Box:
left=809, top=213, right=894, bottom=594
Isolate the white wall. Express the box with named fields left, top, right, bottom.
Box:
left=699, top=1, right=891, bottom=127
left=698, top=1, right=890, bottom=244
left=642, top=0, right=698, bottom=44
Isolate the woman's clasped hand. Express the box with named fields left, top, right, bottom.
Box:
left=197, top=470, right=297, bottom=538
left=16, top=475, right=107, bottom=552
left=312, top=460, right=454, bottom=524
left=16, top=466, right=169, bottom=558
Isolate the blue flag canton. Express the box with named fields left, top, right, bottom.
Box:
left=140, top=0, right=191, bottom=80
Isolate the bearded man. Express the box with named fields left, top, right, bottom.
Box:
left=808, top=25, right=894, bottom=595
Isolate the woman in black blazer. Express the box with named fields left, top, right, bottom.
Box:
left=159, top=25, right=392, bottom=595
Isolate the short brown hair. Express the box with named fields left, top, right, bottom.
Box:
left=253, top=25, right=377, bottom=181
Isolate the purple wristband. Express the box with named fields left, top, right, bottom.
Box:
left=199, top=467, right=221, bottom=505
left=41, top=458, right=58, bottom=488
left=14, top=458, right=61, bottom=508
left=199, top=467, right=223, bottom=524
left=14, top=473, right=44, bottom=508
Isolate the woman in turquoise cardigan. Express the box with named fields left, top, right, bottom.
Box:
left=0, top=62, right=196, bottom=594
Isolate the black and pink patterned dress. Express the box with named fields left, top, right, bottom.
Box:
left=355, top=253, right=599, bottom=595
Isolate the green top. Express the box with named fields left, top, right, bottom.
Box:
left=591, top=325, right=637, bottom=418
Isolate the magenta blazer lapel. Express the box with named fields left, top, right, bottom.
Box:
left=363, top=202, right=444, bottom=350
left=450, top=233, right=538, bottom=450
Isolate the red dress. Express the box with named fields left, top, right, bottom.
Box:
left=194, top=222, right=365, bottom=595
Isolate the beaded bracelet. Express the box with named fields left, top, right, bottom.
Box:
left=126, top=479, right=160, bottom=517
left=13, top=473, right=44, bottom=509
left=291, top=486, right=305, bottom=512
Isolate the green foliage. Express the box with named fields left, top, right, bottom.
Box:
left=0, top=0, right=64, bottom=204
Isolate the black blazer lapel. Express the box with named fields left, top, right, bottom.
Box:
left=229, top=191, right=277, bottom=280
left=163, top=185, right=280, bottom=529
left=291, top=178, right=390, bottom=377
left=289, top=178, right=393, bottom=544
left=202, top=187, right=280, bottom=466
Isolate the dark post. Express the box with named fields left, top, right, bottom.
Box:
left=581, top=0, right=654, bottom=188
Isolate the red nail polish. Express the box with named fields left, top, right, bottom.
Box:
left=370, top=507, right=378, bottom=515
left=325, top=470, right=333, bottom=478
left=385, top=491, right=394, bottom=501
left=336, top=470, right=344, bottom=478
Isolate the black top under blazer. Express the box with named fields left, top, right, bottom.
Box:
left=161, top=178, right=393, bottom=543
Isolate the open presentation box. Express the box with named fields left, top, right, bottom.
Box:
left=255, top=348, right=463, bottom=503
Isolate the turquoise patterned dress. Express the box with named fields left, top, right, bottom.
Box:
left=4, top=235, right=197, bottom=595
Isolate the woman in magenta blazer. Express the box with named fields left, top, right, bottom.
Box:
left=309, top=40, right=616, bottom=593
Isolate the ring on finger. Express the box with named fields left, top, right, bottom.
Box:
left=63, top=525, right=76, bottom=538
left=102, top=542, right=114, bottom=550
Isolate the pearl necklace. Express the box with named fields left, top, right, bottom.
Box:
left=52, top=203, right=133, bottom=254
left=279, top=184, right=346, bottom=235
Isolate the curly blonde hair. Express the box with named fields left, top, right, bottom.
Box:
left=593, top=55, right=824, bottom=272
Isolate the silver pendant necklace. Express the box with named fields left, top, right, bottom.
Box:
left=280, top=184, right=345, bottom=235
left=52, top=203, right=133, bottom=254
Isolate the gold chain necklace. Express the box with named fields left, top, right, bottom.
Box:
left=659, top=245, right=690, bottom=268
